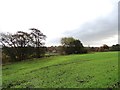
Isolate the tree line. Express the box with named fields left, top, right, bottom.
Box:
left=0, top=28, right=47, bottom=63
left=0, top=28, right=120, bottom=64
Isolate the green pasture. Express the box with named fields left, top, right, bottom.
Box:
left=2, top=52, right=119, bottom=88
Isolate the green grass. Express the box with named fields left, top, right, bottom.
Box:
left=2, top=51, right=119, bottom=88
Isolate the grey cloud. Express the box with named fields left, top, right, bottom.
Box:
left=63, top=7, right=118, bottom=45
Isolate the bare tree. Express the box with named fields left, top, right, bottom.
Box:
left=30, top=28, right=46, bottom=58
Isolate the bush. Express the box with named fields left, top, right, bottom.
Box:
left=2, top=53, right=10, bottom=64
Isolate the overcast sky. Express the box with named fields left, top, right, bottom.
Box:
left=0, top=0, right=119, bottom=47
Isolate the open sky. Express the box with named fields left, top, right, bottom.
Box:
left=0, top=0, right=119, bottom=47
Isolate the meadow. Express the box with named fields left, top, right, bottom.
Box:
left=2, top=51, right=119, bottom=88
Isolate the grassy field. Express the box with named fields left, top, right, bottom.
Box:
left=2, top=51, right=119, bottom=88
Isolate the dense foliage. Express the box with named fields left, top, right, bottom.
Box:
left=110, top=44, right=120, bottom=51
left=61, top=37, right=87, bottom=54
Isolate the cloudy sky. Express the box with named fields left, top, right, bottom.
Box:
left=0, top=0, right=119, bottom=47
